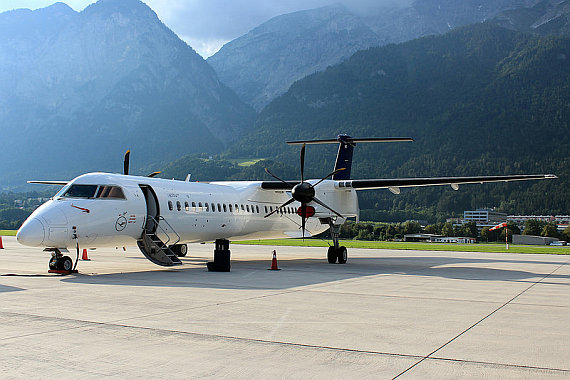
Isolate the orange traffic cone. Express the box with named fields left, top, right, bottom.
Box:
left=0, top=236, right=4, bottom=249
left=268, top=250, right=280, bottom=270
left=81, top=249, right=90, bottom=261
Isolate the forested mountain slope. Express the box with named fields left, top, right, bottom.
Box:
left=166, top=23, right=568, bottom=221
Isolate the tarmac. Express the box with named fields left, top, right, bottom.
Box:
left=0, top=235, right=568, bottom=379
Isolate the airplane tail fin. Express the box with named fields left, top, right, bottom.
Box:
left=287, top=135, right=413, bottom=180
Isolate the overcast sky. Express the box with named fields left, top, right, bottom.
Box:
left=0, top=0, right=408, bottom=57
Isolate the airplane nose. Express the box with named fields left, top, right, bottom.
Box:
left=17, top=218, right=46, bottom=247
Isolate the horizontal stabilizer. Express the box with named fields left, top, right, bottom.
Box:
left=287, top=137, right=413, bottom=145
left=28, top=180, right=69, bottom=186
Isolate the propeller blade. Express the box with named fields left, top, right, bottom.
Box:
left=264, top=168, right=293, bottom=188
left=264, top=197, right=295, bottom=218
left=301, top=203, right=306, bottom=240
left=311, top=167, right=346, bottom=188
left=311, top=196, right=344, bottom=218
left=123, top=150, right=130, bottom=175
left=300, top=143, right=305, bottom=183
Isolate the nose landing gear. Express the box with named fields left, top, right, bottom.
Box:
left=46, top=249, right=77, bottom=274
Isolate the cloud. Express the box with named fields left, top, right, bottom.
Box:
left=0, top=0, right=95, bottom=12
left=145, top=0, right=413, bottom=57
left=1, top=0, right=413, bottom=57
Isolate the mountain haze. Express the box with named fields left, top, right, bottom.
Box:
left=493, top=0, right=570, bottom=35
left=208, top=0, right=554, bottom=110
left=0, top=0, right=254, bottom=187
left=208, top=4, right=379, bottom=111
left=216, top=23, right=568, bottom=219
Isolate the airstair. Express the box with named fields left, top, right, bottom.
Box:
left=137, top=216, right=182, bottom=266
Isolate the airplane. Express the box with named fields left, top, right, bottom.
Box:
left=16, top=135, right=557, bottom=272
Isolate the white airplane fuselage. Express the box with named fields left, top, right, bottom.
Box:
left=17, top=172, right=358, bottom=250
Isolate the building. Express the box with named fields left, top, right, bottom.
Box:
left=512, top=235, right=559, bottom=245
left=464, top=209, right=507, bottom=230
left=404, top=234, right=476, bottom=244
left=432, top=236, right=477, bottom=244
left=508, top=215, right=570, bottom=232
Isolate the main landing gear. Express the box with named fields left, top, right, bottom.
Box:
left=47, top=249, right=75, bottom=272
left=207, top=239, right=231, bottom=272
left=327, top=221, right=347, bottom=264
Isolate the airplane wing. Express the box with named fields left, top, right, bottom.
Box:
left=261, top=174, right=557, bottom=191
left=27, top=180, right=69, bottom=185
left=344, top=174, right=557, bottom=192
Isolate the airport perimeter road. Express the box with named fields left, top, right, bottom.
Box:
left=0, top=236, right=569, bottom=379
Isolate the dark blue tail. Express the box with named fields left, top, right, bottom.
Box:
left=332, top=134, right=354, bottom=180
left=286, top=135, right=413, bottom=181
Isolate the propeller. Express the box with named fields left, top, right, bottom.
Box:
left=123, top=150, right=162, bottom=178
left=264, top=144, right=345, bottom=238
left=124, top=150, right=130, bottom=175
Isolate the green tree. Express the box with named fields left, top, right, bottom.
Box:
left=441, top=222, right=454, bottom=237
left=480, top=226, right=498, bottom=242
left=523, top=219, right=547, bottom=236
left=461, top=222, right=479, bottom=238
left=402, top=220, right=421, bottom=234
left=424, top=224, right=440, bottom=234
left=541, top=223, right=559, bottom=238
left=561, top=226, right=570, bottom=242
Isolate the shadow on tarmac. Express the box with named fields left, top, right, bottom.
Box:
left=59, top=255, right=570, bottom=290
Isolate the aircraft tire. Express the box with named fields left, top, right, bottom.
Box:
left=327, top=246, right=338, bottom=264
left=49, top=256, right=58, bottom=270
left=59, top=256, right=73, bottom=271
left=177, top=244, right=188, bottom=257
left=337, top=246, right=348, bottom=264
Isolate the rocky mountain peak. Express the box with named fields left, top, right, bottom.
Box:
left=208, top=4, right=380, bottom=111
left=0, top=0, right=254, bottom=186
left=83, top=0, right=157, bottom=20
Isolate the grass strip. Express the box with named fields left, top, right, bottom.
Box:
left=233, top=239, right=570, bottom=254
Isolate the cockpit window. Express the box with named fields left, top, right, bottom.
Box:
left=59, top=184, right=126, bottom=199
left=62, top=184, right=98, bottom=198
left=96, top=185, right=126, bottom=199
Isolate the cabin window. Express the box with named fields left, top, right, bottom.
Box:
left=62, top=184, right=98, bottom=199
left=264, top=206, right=268, bottom=213
left=211, top=203, right=215, bottom=212
left=246, top=205, right=250, bottom=212
left=168, top=201, right=173, bottom=211
left=255, top=205, right=260, bottom=213
left=229, top=204, right=233, bottom=212
left=185, top=202, right=190, bottom=211
left=217, top=203, right=221, bottom=212
left=235, top=204, right=239, bottom=212
left=223, top=204, right=227, bottom=212
left=241, top=204, right=245, bottom=211
left=96, top=185, right=126, bottom=199
left=270, top=206, right=274, bottom=212
left=204, top=203, right=208, bottom=212
left=176, top=201, right=181, bottom=211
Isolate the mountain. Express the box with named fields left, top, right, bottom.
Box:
left=493, top=0, right=570, bottom=36
left=208, top=23, right=568, bottom=220
left=207, top=4, right=380, bottom=111
left=362, top=0, right=543, bottom=44
left=0, top=0, right=254, bottom=187
left=208, top=0, right=549, bottom=111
